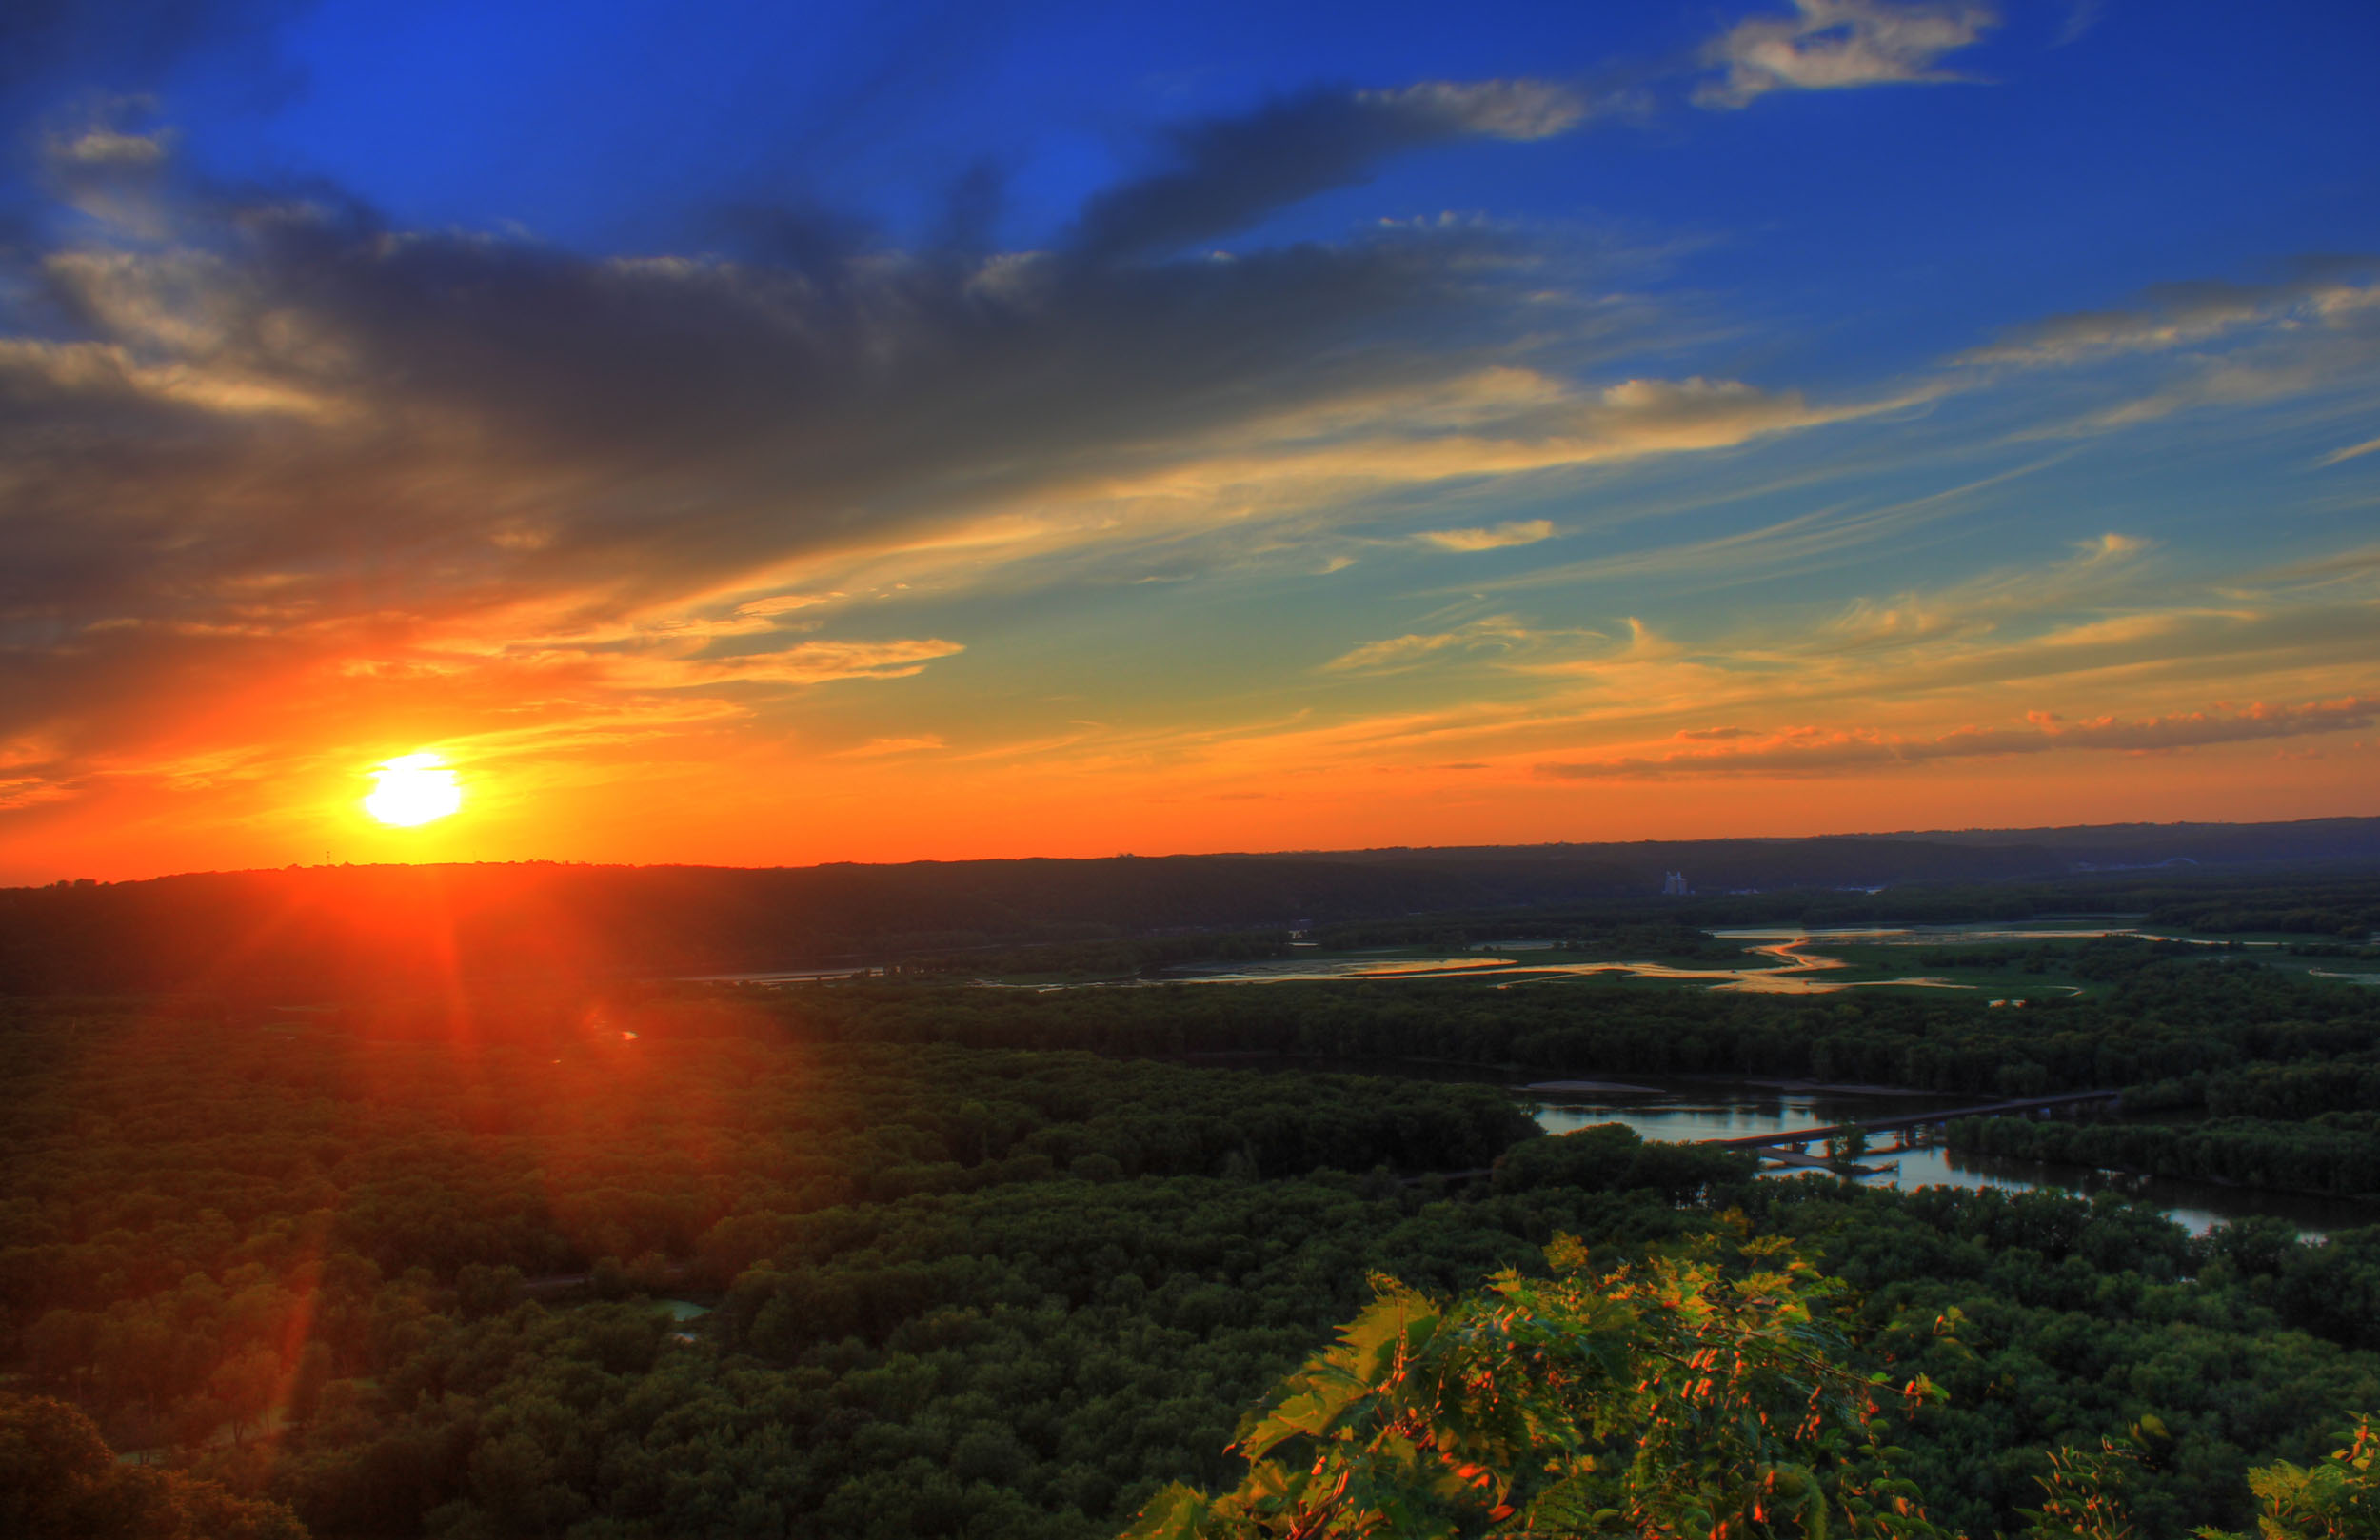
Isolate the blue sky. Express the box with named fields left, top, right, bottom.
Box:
left=132, top=2, right=2380, bottom=336
left=1, top=0, right=2376, bottom=879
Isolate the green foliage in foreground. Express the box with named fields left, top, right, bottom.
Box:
left=2194, top=1413, right=2380, bottom=1539
left=1741, top=1178, right=2380, bottom=1535
left=1122, top=1241, right=2380, bottom=1540
left=1124, top=1233, right=1948, bottom=1539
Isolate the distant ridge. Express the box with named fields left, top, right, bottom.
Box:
left=1274, top=816, right=2380, bottom=873
left=3, top=817, right=2375, bottom=997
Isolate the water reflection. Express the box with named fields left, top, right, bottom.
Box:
left=1170, top=938, right=1959, bottom=994
left=1166, top=921, right=2291, bottom=994
left=1707, top=924, right=2209, bottom=945
left=1526, top=1079, right=2378, bottom=1237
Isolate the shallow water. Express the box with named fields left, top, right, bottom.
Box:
left=1707, top=923, right=2200, bottom=945
left=1163, top=921, right=2315, bottom=994
left=1168, top=938, right=1958, bottom=994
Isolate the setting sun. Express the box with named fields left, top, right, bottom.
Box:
left=363, top=752, right=464, bottom=827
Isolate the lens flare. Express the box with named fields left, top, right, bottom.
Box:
left=364, top=752, right=464, bottom=826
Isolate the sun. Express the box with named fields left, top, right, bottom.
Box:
left=364, top=752, right=465, bottom=827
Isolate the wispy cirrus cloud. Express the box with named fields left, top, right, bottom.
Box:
left=1417, top=519, right=1558, bottom=551
left=1068, top=78, right=1598, bottom=262
left=596, top=638, right=966, bottom=688
left=1815, top=531, right=2153, bottom=651
left=0, top=0, right=311, bottom=146
left=728, top=367, right=1929, bottom=615
left=1537, top=695, right=2380, bottom=780
left=722, top=517, right=2378, bottom=836
left=1695, top=0, right=1997, bottom=110
left=1940, top=260, right=2380, bottom=437
left=1178, top=528, right=2377, bottom=806
left=4, top=18, right=2372, bottom=873
left=834, top=735, right=947, bottom=758
left=1958, top=264, right=2380, bottom=367
left=0, top=777, right=76, bottom=812
left=28, top=78, right=2342, bottom=827
left=1321, top=615, right=1585, bottom=674
left=0, top=88, right=1623, bottom=795
left=4, top=89, right=1614, bottom=632
left=1074, top=373, right=1927, bottom=513
left=1474, top=449, right=2073, bottom=595
left=1360, top=80, right=1596, bottom=140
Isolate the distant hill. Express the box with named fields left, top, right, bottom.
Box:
left=1292, top=817, right=2380, bottom=892
left=2, top=817, right=2374, bottom=997
left=0, top=857, right=1495, bottom=996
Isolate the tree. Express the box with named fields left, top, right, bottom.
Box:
left=1121, top=1232, right=1950, bottom=1539
left=2193, top=1413, right=2380, bottom=1540
left=0, top=1393, right=308, bottom=1540
left=2018, top=1425, right=2158, bottom=1540
left=209, top=1349, right=284, bottom=1444
left=287, top=1342, right=334, bottom=1424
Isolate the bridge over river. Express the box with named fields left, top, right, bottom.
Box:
left=1404, top=1088, right=2124, bottom=1184
left=1700, top=1088, right=2123, bottom=1155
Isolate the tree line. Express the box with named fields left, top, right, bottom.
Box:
left=767, top=937, right=2380, bottom=1099
left=1949, top=1110, right=2380, bottom=1199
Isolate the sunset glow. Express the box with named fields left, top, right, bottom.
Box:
left=362, top=755, right=464, bottom=828
left=5, top=8, right=2379, bottom=1539
left=0, top=1, right=2371, bottom=884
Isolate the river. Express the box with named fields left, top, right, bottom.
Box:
left=1164, top=942, right=1923, bottom=993
left=1200, top=1055, right=2374, bottom=1237
left=1516, top=1076, right=2376, bottom=1237
left=1162, top=920, right=2281, bottom=994
left=1227, top=926, right=2373, bottom=1234
left=702, top=929, right=2377, bottom=1234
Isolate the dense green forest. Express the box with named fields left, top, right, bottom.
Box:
left=4, top=907, right=2380, bottom=1537
left=1950, top=1111, right=2380, bottom=1199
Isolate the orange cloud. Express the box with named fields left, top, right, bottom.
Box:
left=1537, top=696, right=2380, bottom=780
left=1417, top=519, right=1558, bottom=551
left=5, top=94, right=2378, bottom=883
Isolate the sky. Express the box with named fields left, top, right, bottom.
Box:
left=1, top=0, right=2377, bottom=882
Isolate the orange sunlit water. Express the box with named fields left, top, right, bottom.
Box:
left=364, top=752, right=465, bottom=826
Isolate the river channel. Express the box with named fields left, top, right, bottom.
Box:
left=1174, top=926, right=2375, bottom=1234
left=1516, top=1076, right=2376, bottom=1238
left=1163, top=921, right=2284, bottom=994
left=704, top=927, right=2377, bottom=1235
left=1198, top=1056, right=2375, bottom=1237
left=1166, top=941, right=1905, bottom=992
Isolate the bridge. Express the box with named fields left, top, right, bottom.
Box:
left=1701, top=1088, right=2123, bottom=1154
left=1402, top=1087, right=2125, bottom=1185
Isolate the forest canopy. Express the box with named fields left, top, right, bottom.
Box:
left=2, top=869, right=2378, bottom=1537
